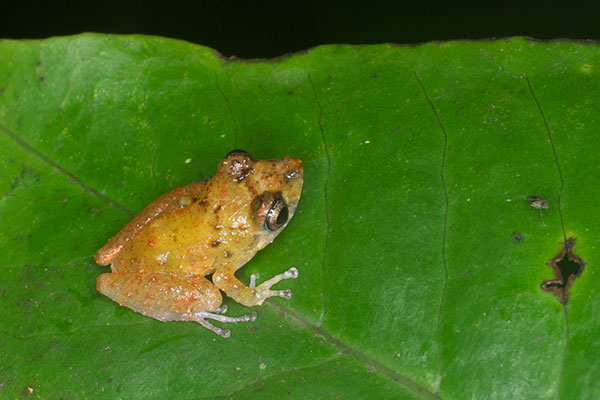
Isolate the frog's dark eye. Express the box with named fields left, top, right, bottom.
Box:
left=265, top=195, right=289, bottom=232
left=251, top=191, right=290, bottom=232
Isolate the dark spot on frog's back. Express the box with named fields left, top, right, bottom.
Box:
left=213, top=205, right=222, bottom=214
left=211, top=239, right=221, bottom=247
left=224, top=150, right=255, bottom=182
left=234, top=166, right=253, bottom=182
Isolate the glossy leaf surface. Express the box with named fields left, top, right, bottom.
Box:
left=1, top=35, right=599, bottom=399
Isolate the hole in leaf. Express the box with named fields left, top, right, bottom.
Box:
left=541, top=238, right=585, bottom=305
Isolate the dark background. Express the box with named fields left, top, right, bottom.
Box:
left=1, top=1, right=598, bottom=59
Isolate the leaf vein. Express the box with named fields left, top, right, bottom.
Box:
left=214, top=70, right=238, bottom=148
left=0, top=321, right=153, bottom=341
left=525, top=77, right=567, bottom=240
left=308, top=73, right=331, bottom=327
left=204, top=353, right=343, bottom=400
left=151, top=144, right=159, bottom=193
left=0, top=123, right=134, bottom=217
left=414, top=71, right=449, bottom=395
left=271, top=303, right=442, bottom=400
left=525, top=76, right=569, bottom=399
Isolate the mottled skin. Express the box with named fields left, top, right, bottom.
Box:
left=95, top=151, right=303, bottom=337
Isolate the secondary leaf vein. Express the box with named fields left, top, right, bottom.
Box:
left=414, top=71, right=449, bottom=395
left=0, top=321, right=152, bottom=341
left=308, top=73, right=331, bottom=326
left=271, top=303, right=442, bottom=400
left=0, top=123, right=133, bottom=217
left=204, top=353, right=343, bottom=400
left=556, top=306, right=570, bottom=399
left=214, top=70, right=238, bottom=148
left=525, top=77, right=567, bottom=242
left=525, top=76, right=569, bottom=400
left=151, top=144, right=159, bottom=194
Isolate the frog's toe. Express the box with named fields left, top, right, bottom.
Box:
left=197, top=319, right=230, bottom=338
left=258, top=267, right=298, bottom=290
left=212, top=304, right=228, bottom=314
left=249, top=273, right=260, bottom=288
left=273, top=289, right=293, bottom=299
left=193, top=310, right=257, bottom=338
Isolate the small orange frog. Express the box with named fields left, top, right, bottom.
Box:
left=95, top=150, right=303, bottom=337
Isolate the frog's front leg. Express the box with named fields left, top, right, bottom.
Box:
left=97, top=271, right=255, bottom=338
left=95, top=181, right=207, bottom=265
left=213, top=263, right=298, bottom=307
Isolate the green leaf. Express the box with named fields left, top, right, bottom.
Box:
left=1, top=35, right=599, bottom=399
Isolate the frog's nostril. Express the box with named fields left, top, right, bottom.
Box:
left=284, top=169, right=300, bottom=180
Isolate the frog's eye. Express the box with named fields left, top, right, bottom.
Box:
left=252, top=191, right=290, bottom=232
left=265, top=194, right=289, bottom=232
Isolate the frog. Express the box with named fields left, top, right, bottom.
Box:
left=95, top=150, right=303, bottom=338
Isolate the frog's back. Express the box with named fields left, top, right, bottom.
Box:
left=113, top=204, right=219, bottom=275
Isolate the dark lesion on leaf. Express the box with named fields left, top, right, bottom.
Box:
left=541, top=237, right=584, bottom=305
left=512, top=232, right=523, bottom=243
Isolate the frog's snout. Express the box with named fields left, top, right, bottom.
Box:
left=284, top=166, right=302, bottom=181
left=282, top=156, right=303, bottom=181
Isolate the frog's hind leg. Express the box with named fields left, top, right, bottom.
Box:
left=97, top=271, right=255, bottom=338
left=95, top=181, right=207, bottom=265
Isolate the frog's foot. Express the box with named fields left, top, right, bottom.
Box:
left=214, top=265, right=299, bottom=307
left=250, top=267, right=298, bottom=302
left=191, top=310, right=257, bottom=338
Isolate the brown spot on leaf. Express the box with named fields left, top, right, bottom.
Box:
left=541, top=238, right=584, bottom=304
